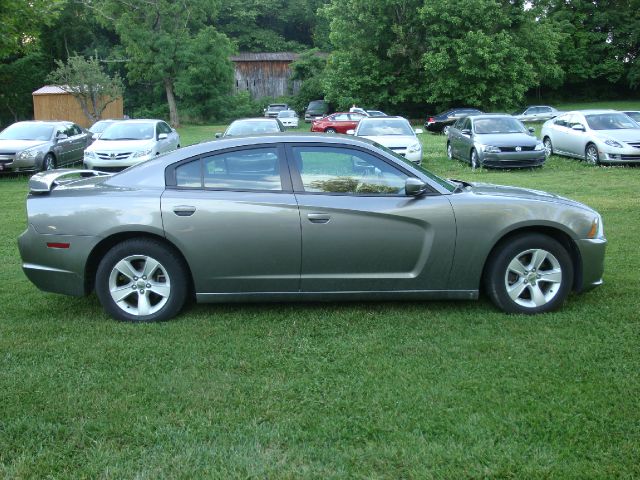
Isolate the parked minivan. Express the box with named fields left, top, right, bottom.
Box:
left=304, top=99, right=330, bottom=123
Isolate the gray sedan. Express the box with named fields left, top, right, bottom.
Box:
left=0, top=121, right=91, bottom=173
left=18, top=135, right=606, bottom=322
left=447, top=115, right=546, bottom=168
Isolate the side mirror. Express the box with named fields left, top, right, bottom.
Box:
left=572, top=124, right=586, bottom=132
left=215, top=132, right=223, bottom=138
left=528, top=127, right=535, bottom=133
left=158, top=133, right=168, bottom=140
left=414, top=128, right=424, bottom=134
left=405, top=177, right=427, bottom=196
left=461, top=129, right=472, bottom=136
left=56, top=133, right=68, bottom=140
left=346, top=129, right=355, bottom=135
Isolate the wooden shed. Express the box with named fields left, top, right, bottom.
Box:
left=231, top=53, right=302, bottom=99
left=32, top=85, right=124, bottom=128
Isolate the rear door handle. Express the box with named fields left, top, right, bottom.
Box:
left=307, top=213, right=331, bottom=224
left=173, top=205, right=196, bottom=217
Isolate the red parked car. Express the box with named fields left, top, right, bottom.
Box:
left=310, top=112, right=367, bottom=133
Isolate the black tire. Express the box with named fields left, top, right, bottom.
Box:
left=325, top=128, right=337, bottom=133
left=585, top=143, right=600, bottom=165
left=442, top=125, right=450, bottom=136
left=95, top=238, right=189, bottom=322
left=470, top=149, right=480, bottom=169
left=446, top=142, right=454, bottom=160
left=42, top=153, right=56, bottom=171
left=484, top=233, right=574, bottom=314
left=543, top=137, right=553, bottom=158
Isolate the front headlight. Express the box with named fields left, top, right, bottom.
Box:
left=534, top=142, right=544, bottom=151
left=482, top=145, right=501, bottom=153
left=132, top=149, right=153, bottom=158
left=84, top=150, right=96, bottom=159
left=407, top=142, right=421, bottom=153
left=16, top=148, right=40, bottom=161
left=604, top=139, right=623, bottom=148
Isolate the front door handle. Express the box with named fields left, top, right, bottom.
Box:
left=173, top=205, right=196, bottom=217
left=307, top=213, right=331, bottom=224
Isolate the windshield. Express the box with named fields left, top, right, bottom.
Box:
left=226, top=120, right=281, bottom=136
left=0, top=123, right=54, bottom=141
left=277, top=111, right=296, bottom=118
left=89, top=121, right=114, bottom=134
left=101, top=122, right=155, bottom=140
left=268, top=105, right=287, bottom=111
left=358, top=119, right=414, bottom=136
left=625, top=112, right=640, bottom=122
left=585, top=113, right=639, bottom=130
left=473, top=117, right=526, bottom=134
left=373, top=142, right=456, bottom=192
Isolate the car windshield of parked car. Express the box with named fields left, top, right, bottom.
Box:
left=585, top=113, right=638, bottom=130
left=101, top=123, right=155, bottom=140
left=277, top=111, right=296, bottom=118
left=89, top=121, right=114, bottom=134
left=226, top=120, right=280, bottom=136
left=358, top=119, right=414, bottom=136
left=473, top=117, right=526, bottom=134
left=268, top=104, right=287, bottom=112
left=0, top=123, right=54, bottom=141
left=624, top=112, right=640, bottom=122
left=372, top=142, right=456, bottom=192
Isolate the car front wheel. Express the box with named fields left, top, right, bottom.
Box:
left=484, top=234, right=573, bottom=314
left=42, top=153, right=56, bottom=171
left=543, top=137, right=553, bottom=158
left=470, top=149, right=480, bottom=169
left=446, top=142, right=453, bottom=160
left=95, top=238, right=189, bottom=322
left=585, top=143, right=600, bottom=165
left=325, top=128, right=337, bottom=133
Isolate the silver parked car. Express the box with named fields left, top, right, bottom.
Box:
left=512, top=106, right=561, bottom=122
left=216, top=118, right=285, bottom=138
left=541, top=110, right=640, bottom=165
left=18, top=135, right=606, bottom=322
left=0, top=121, right=91, bottom=173
left=83, top=119, right=180, bottom=171
left=447, top=115, right=546, bottom=169
left=351, top=116, right=423, bottom=164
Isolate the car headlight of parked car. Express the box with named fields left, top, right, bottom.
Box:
left=84, top=151, right=96, bottom=159
left=132, top=149, right=153, bottom=158
left=16, top=148, right=42, bottom=162
left=407, top=142, right=421, bottom=153
left=534, top=142, right=544, bottom=151
left=604, top=139, right=624, bottom=148
left=481, top=145, right=501, bottom=153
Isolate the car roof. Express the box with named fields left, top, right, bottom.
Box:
left=563, top=109, right=617, bottom=115
left=232, top=118, right=279, bottom=122
left=466, top=114, right=519, bottom=120
left=359, top=116, right=408, bottom=122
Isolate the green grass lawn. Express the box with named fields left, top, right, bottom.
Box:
left=1, top=104, right=639, bottom=477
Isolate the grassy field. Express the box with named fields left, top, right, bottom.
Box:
left=1, top=102, right=639, bottom=477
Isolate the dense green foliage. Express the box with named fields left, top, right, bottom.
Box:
left=0, top=0, right=638, bottom=125
left=1, top=102, right=639, bottom=477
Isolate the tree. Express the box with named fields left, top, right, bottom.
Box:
left=83, top=0, right=233, bottom=126
left=0, top=52, right=49, bottom=124
left=0, top=0, right=65, bottom=59
left=47, top=55, right=123, bottom=124
left=288, top=49, right=328, bottom=112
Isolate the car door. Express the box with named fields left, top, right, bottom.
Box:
left=564, top=114, right=589, bottom=156
left=53, top=125, right=72, bottom=165
left=161, top=144, right=301, bottom=294
left=158, top=121, right=178, bottom=152
left=64, top=124, right=86, bottom=165
left=286, top=143, right=456, bottom=293
left=548, top=115, right=572, bottom=154
left=456, top=117, right=473, bottom=159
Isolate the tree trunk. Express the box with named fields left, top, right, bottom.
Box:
left=164, top=77, right=180, bottom=127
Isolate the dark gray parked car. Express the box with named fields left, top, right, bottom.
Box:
left=447, top=115, right=546, bottom=169
left=0, top=121, right=91, bottom=173
left=18, top=135, right=606, bottom=322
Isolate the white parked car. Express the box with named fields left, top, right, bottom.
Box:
left=541, top=110, right=640, bottom=165
left=84, top=119, right=180, bottom=171
left=350, top=116, right=423, bottom=164
left=277, top=110, right=299, bottom=128
left=512, top=106, right=561, bottom=122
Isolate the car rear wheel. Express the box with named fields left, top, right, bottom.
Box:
left=446, top=142, right=454, bottom=160
left=585, top=143, right=600, bottom=165
left=325, top=128, right=337, bottom=133
left=95, top=238, right=189, bottom=322
left=470, top=149, right=480, bottom=169
left=442, top=125, right=450, bottom=135
left=484, top=234, right=573, bottom=314
left=42, top=153, right=56, bottom=171
left=543, top=137, right=553, bottom=158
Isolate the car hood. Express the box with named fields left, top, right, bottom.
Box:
left=359, top=135, right=419, bottom=147
left=467, top=181, right=593, bottom=211
left=0, top=139, right=49, bottom=151
left=474, top=133, right=539, bottom=147
left=592, top=129, right=640, bottom=142
left=87, top=139, right=154, bottom=152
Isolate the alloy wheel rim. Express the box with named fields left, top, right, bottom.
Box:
left=447, top=144, right=453, bottom=159
left=586, top=146, right=598, bottom=164
left=504, top=248, right=562, bottom=308
left=544, top=140, right=552, bottom=157
left=108, top=254, right=171, bottom=317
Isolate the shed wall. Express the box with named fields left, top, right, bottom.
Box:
left=234, top=60, right=301, bottom=99
left=33, top=94, right=123, bottom=128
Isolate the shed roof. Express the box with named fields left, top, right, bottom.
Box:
left=231, top=52, right=300, bottom=62
left=33, top=85, right=70, bottom=95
